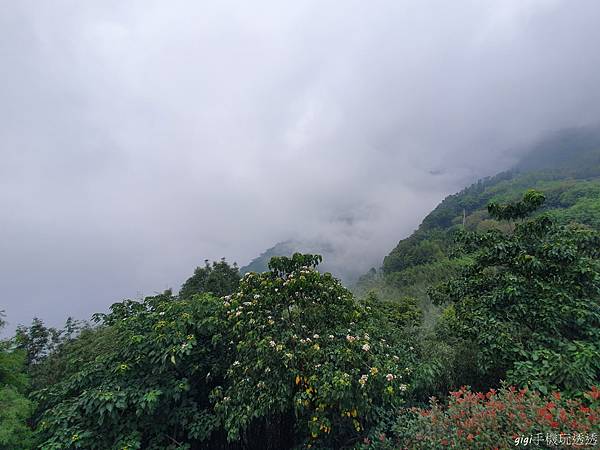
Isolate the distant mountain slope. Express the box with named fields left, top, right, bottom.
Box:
left=355, top=125, right=600, bottom=321
left=240, top=240, right=358, bottom=283
left=240, top=241, right=309, bottom=274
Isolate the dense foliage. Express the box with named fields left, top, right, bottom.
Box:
left=367, top=385, right=599, bottom=449
left=430, top=191, right=600, bottom=395
left=25, top=256, right=420, bottom=449
left=0, top=312, right=36, bottom=450
left=180, top=259, right=241, bottom=299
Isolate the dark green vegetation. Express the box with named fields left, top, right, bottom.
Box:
left=1, top=127, right=599, bottom=448
left=180, top=259, right=241, bottom=299
left=0, top=313, right=36, bottom=450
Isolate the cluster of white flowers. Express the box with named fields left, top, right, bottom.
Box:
left=328, top=334, right=334, bottom=340
left=362, top=343, right=371, bottom=352
left=254, top=294, right=260, bottom=299
left=386, top=373, right=394, bottom=382
left=269, top=340, right=276, bottom=347
left=359, top=374, right=368, bottom=387
left=399, top=384, right=408, bottom=392
left=346, top=335, right=356, bottom=343
left=232, top=361, right=240, bottom=367
left=243, top=301, right=252, bottom=306
left=313, top=334, right=319, bottom=339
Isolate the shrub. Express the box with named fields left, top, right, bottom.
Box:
left=359, top=385, right=599, bottom=449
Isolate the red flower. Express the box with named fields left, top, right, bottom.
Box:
left=589, top=386, right=600, bottom=401
left=550, top=421, right=559, bottom=428
left=552, top=392, right=561, bottom=400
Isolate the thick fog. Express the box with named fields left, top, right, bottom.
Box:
left=2, top=0, right=600, bottom=332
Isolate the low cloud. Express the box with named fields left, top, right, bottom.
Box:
left=2, top=0, right=600, bottom=332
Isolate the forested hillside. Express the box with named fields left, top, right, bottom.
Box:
left=355, top=126, right=600, bottom=324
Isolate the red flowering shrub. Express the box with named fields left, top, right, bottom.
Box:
left=359, top=386, right=599, bottom=449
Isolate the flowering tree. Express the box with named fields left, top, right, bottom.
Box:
left=213, top=253, right=417, bottom=448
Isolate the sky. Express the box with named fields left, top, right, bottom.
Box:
left=2, top=0, right=600, bottom=333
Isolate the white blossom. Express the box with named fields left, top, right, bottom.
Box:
left=359, top=374, right=368, bottom=387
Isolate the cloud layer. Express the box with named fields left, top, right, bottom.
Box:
left=2, top=0, right=600, bottom=331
